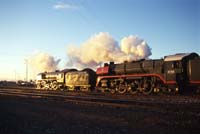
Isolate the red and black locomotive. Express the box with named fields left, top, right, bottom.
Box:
left=36, top=52, right=200, bottom=94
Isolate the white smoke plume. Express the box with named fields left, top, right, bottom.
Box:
left=29, top=51, right=60, bottom=72
left=121, top=35, right=152, bottom=60
left=67, top=32, right=151, bottom=69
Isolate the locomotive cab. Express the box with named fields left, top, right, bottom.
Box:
left=36, top=73, right=46, bottom=80
left=164, top=53, right=199, bottom=93
left=188, top=57, right=200, bottom=92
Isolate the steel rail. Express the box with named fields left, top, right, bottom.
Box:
left=0, top=88, right=200, bottom=106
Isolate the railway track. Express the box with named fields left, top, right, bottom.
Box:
left=0, top=86, right=200, bottom=107
left=1, top=87, right=200, bottom=134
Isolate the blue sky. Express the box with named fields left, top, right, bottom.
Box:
left=0, top=0, right=199, bottom=80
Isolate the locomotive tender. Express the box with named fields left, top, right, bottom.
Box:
left=36, top=52, right=200, bottom=94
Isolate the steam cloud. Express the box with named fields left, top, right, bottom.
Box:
left=29, top=51, right=60, bottom=72
left=67, top=32, right=152, bottom=69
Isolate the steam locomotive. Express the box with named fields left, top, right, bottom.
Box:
left=36, top=52, right=200, bottom=94
left=36, top=69, right=96, bottom=92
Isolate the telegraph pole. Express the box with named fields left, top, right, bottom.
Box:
left=25, top=59, right=28, bottom=81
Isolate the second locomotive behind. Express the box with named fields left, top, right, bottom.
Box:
left=36, top=68, right=96, bottom=92
left=36, top=52, right=200, bottom=94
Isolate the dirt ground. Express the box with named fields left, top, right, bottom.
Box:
left=0, top=95, right=199, bottom=134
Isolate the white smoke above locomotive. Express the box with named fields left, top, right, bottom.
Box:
left=28, top=32, right=152, bottom=73
left=29, top=51, right=60, bottom=72
left=67, top=32, right=152, bottom=69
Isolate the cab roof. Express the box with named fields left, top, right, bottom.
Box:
left=164, top=53, right=199, bottom=62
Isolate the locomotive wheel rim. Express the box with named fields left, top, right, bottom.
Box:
left=36, top=84, right=41, bottom=89
left=80, top=87, right=89, bottom=92
left=52, top=81, right=58, bottom=90
left=142, top=80, right=153, bottom=95
left=52, top=85, right=58, bottom=90
left=68, top=86, right=75, bottom=91
left=142, top=87, right=153, bottom=95
left=117, top=87, right=126, bottom=94
left=110, top=88, right=116, bottom=94
left=129, top=88, right=138, bottom=94
left=128, top=83, right=138, bottom=94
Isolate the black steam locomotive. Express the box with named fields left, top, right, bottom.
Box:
left=36, top=52, right=200, bottom=94
left=36, top=69, right=96, bottom=92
